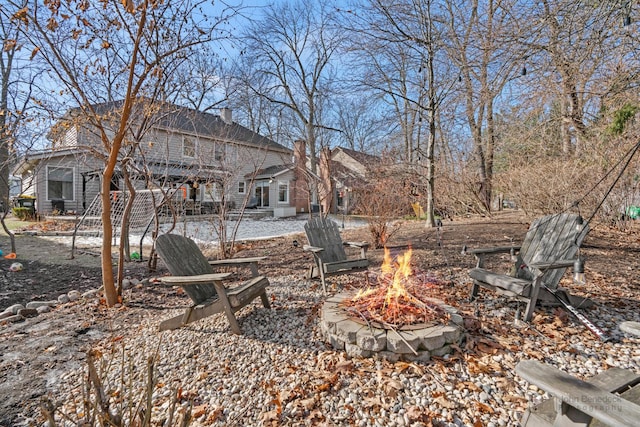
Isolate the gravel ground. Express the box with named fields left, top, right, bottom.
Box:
left=4, top=213, right=640, bottom=426
left=11, top=273, right=640, bottom=427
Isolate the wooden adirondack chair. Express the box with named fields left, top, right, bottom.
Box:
left=155, top=234, right=270, bottom=334
left=303, top=217, right=369, bottom=293
left=469, top=213, right=589, bottom=321
left=516, top=359, right=640, bottom=427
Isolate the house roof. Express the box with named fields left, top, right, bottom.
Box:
left=329, top=161, right=368, bottom=188
left=61, top=99, right=291, bottom=154
left=332, top=146, right=381, bottom=167
left=248, top=164, right=293, bottom=180
left=12, top=148, right=86, bottom=175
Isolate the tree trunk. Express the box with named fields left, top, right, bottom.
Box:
left=100, top=167, right=117, bottom=306
left=117, top=166, right=136, bottom=295
left=425, top=39, right=437, bottom=228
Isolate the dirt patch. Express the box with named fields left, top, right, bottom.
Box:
left=0, top=211, right=639, bottom=425
left=0, top=234, right=153, bottom=309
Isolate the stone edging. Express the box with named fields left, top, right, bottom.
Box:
left=319, top=292, right=466, bottom=363
left=0, top=278, right=148, bottom=325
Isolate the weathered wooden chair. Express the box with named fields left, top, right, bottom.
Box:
left=516, top=359, right=640, bottom=427
left=155, top=234, right=270, bottom=334
left=469, top=213, right=589, bottom=321
left=303, top=216, right=369, bottom=293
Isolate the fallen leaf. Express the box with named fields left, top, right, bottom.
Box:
left=456, top=381, right=481, bottom=392
left=381, top=378, right=404, bottom=397
left=434, top=395, right=456, bottom=409
left=475, top=401, right=495, bottom=414
left=299, top=396, right=316, bottom=410
left=406, top=405, right=431, bottom=422
left=261, top=409, right=280, bottom=422
left=335, top=359, right=353, bottom=373
left=503, top=395, right=528, bottom=404
left=192, top=404, right=207, bottom=418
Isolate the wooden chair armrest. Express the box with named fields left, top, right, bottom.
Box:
left=209, top=257, right=267, bottom=277
left=208, top=257, right=266, bottom=267
left=469, top=246, right=520, bottom=255
left=159, top=272, right=232, bottom=286
left=516, top=360, right=640, bottom=427
left=528, top=259, right=576, bottom=270
left=303, top=245, right=324, bottom=253
left=344, top=241, right=369, bottom=258
left=344, top=241, right=369, bottom=249
left=469, top=246, right=519, bottom=268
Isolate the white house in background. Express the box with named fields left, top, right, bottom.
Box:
left=13, top=100, right=300, bottom=217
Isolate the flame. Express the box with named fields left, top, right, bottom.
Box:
left=345, top=246, right=445, bottom=327
left=383, top=248, right=413, bottom=308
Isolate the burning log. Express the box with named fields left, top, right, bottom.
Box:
left=343, top=248, right=449, bottom=328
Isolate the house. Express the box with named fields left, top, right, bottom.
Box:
left=324, top=146, right=381, bottom=214
left=288, top=141, right=380, bottom=215
left=12, top=100, right=297, bottom=217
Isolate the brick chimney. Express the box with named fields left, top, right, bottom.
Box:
left=294, top=140, right=306, bottom=167
left=220, top=107, right=232, bottom=124
left=292, top=140, right=309, bottom=213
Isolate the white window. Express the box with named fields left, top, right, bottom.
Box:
left=238, top=181, right=246, bottom=194
left=278, top=181, right=289, bottom=203
left=47, top=166, right=74, bottom=200
left=214, top=143, right=225, bottom=161
left=183, top=136, right=196, bottom=158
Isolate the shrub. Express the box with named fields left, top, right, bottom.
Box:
left=12, top=207, right=35, bottom=221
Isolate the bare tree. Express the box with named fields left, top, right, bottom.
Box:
left=442, top=0, right=524, bottom=213
left=342, top=0, right=456, bottom=226
left=0, top=2, right=44, bottom=252
left=241, top=0, right=344, bottom=177
left=528, top=0, right=625, bottom=155
left=335, top=98, right=390, bottom=153
left=10, top=0, right=236, bottom=306
left=168, top=49, right=232, bottom=114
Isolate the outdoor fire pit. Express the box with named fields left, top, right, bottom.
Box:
left=319, top=248, right=465, bottom=362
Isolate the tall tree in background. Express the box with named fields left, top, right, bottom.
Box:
left=0, top=8, right=20, bottom=211
left=228, top=54, right=294, bottom=142
left=335, top=98, right=389, bottom=152
left=344, top=0, right=454, bottom=226
left=168, top=50, right=232, bottom=114
left=443, top=0, right=524, bottom=212
left=531, top=0, right=622, bottom=155
left=241, top=0, right=344, bottom=175
left=10, top=0, right=235, bottom=306
left=0, top=2, right=43, bottom=252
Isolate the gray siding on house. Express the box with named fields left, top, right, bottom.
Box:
left=19, top=102, right=294, bottom=215
left=140, top=126, right=292, bottom=210
left=22, top=153, right=103, bottom=215
left=35, top=156, right=80, bottom=214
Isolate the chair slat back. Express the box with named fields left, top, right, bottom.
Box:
left=304, top=217, right=347, bottom=263
left=515, top=213, right=589, bottom=289
left=155, top=234, right=218, bottom=303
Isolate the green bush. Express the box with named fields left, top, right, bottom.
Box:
left=12, top=207, right=35, bottom=221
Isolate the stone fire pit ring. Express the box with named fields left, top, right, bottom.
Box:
left=320, top=292, right=465, bottom=362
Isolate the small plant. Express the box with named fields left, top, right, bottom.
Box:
left=351, top=172, right=410, bottom=248
left=12, top=207, right=35, bottom=221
